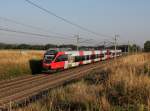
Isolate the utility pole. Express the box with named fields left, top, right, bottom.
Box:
left=133, top=40, right=137, bottom=53
left=76, top=34, right=80, bottom=51
left=136, top=45, right=138, bottom=53
left=103, top=41, right=106, bottom=50
left=114, top=34, right=119, bottom=59
left=128, top=41, right=130, bottom=55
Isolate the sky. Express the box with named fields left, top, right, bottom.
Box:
left=0, top=0, right=150, bottom=47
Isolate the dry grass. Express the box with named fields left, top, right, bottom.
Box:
left=105, top=53, right=150, bottom=110
left=15, top=53, right=150, bottom=111
left=0, top=50, right=44, bottom=80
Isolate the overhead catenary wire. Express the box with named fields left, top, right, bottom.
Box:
left=0, top=16, right=101, bottom=44
left=0, top=32, right=49, bottom=42
left=0, top=16, right=71, bottom=37
left=0, top=27, right=74, bottom=40
left=79, top=39, right=94, bottom=43
left=0, top=33, right=75, bottom=45
left=0, top=31, right=56, bottom=40
left=25, top=0, right=113, bottom=38
left=0, top=25, right=103, bottom=46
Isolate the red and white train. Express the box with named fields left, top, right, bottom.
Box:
left=42, top=49, right=122, bottom=72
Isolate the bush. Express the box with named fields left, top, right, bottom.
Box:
left=84, top=69, right=110, bottom=85
left=144, top=41, right=150, bottom=52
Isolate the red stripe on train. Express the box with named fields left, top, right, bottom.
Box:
left=79, top=51, right=84, bottom=65
left=107, top=49, right=110, bottom=59
left=91, top=50, right=95, bottom=62
left=100, top=50, right=102, bottom=61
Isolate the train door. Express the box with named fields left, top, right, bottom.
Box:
left=52, top=54, right=68, bottom=70
left=67, top=55, right=75, bottom=68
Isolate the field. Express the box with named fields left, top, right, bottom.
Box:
left=0, top=50, right=44, bottom=80
left=14, top=53, right=150, bottom=111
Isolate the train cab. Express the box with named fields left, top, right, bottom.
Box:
left=42, top=49, right=59, bottom=72
left=43, top=49, right=73, bottom=72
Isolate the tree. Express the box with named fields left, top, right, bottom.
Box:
left=144, top=41, right=150, bottom=52
left=17, top=44, right=31, bottom=49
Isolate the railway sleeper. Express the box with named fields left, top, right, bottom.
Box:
left=0, top=56, right=124, bottom=111
left=2, top=73, right=90, bottom=111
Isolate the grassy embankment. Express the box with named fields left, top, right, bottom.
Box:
left=0, top=50, right=44, bottom=80
left=17, top=53, right=150, bottom=111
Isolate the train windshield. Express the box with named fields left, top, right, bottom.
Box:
left=45, top=55, right=55, bottom=60
left=44, top=55, right=55, bottom=63
left=43, top=49, right=58, bottom=63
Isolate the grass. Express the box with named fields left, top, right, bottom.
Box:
left=0, top=50, right=44, bottom=80
left=16, top=53, right=150, bottom=111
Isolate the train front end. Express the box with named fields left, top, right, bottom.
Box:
left=42, top=49, right=58, bottom=73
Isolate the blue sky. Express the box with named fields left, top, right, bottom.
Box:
left=0, top=0, right=150, bottom=46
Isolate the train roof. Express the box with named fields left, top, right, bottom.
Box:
left=45, top=49, right=122, bottom=55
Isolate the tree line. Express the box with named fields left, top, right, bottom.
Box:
left=0, top=43, right=77, bottom=50
left=0, top=41, right=149, bottom=52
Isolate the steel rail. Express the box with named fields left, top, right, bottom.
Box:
left=0, top=64, right=97, bottom=99
left=0, top=58, right=116, bottom=110
left=0, top=63, right=105, bottom=106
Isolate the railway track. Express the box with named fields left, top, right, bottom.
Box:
left=0, top=60, right=112, bottom=110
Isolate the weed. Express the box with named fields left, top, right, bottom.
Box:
left=14, top=53, right=150, bottom=111
left=0, top=50, right=43, bottom=80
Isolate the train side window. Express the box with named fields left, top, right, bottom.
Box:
left=100, top=54, right=104, bottom=58
left=91, top=55, right=96, bottom=59
left=55, top=54, right=68, bottom=62
left=86, top=55, right=90, bottom=60
left=75, top=56, right=81, bottom=62
left=96, top=54, right=99, bottom=58
left=82, top=56, right=86, bottom=61
left=87, top=55, right=90, bottom=60
left=95, top=54, right=97, bottom=58
left=75, top=56, right=86, bottom=62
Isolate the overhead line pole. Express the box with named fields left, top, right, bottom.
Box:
left=128, top=41, right=130, bottom=55
left=114, top=34, right=119, bottom=59
left=76, top=34, right=80, bottom=51
left=104, top=41, right=106, bottom=50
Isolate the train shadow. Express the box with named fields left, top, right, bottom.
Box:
left=29, top=59, right=43, bottom=75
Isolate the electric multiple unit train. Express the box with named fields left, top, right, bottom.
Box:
left=42, top=49, right=122, bottom=72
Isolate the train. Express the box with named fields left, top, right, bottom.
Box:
left=42, top=49, right=122, bottom=72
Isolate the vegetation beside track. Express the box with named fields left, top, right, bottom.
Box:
left=0, top=50, right=43, bottom=80
left=16, top=53, right=150, bottom=111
